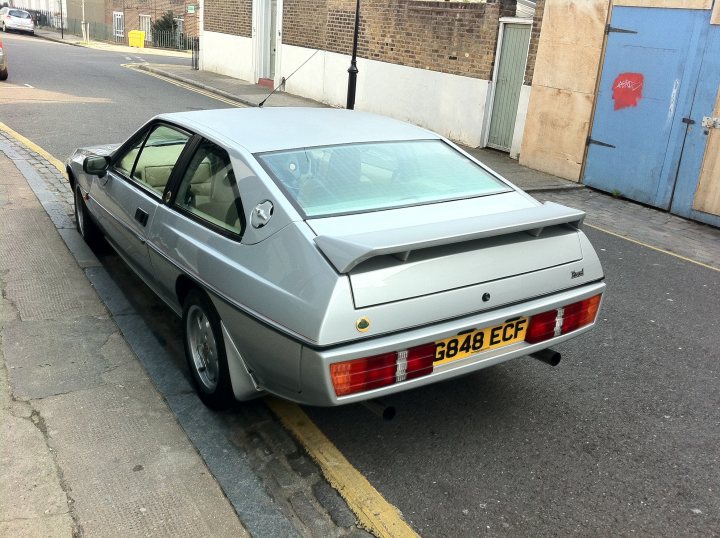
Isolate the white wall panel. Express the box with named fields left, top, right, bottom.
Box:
left=280, top=44, right=491, bottom=147
left=200, top=32, right=255, bottom=84
left=510, top=84, right=531, bottom=159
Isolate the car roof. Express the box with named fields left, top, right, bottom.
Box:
left=157, top=108, right=441, bottom=154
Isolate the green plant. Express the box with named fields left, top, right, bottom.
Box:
left=151, top=11, right=176, bottom=33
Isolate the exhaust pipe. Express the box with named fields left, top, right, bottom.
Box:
left=360, top=399, right=396, bottom=421
left=530, top=348, right=561, bottom=367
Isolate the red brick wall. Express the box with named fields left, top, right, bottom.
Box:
left=204, top=0, right=252, bottom=38
left=283, top=0, right=515, bottom=80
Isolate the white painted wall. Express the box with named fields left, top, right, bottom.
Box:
left=510, top=84, right=531, bottom=159
left=280, top=44, right=491, bottom=147
left=200, top=32, right=255, bottom=84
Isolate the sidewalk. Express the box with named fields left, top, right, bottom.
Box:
left=33, top=27, right=191, bottom=58
left=0, top=150, right=248, bottom=534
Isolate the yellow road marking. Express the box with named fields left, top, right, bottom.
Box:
left=266, top=397, right=419, bottom=538
left=585, top=223, right=720, bottom=272
left=121, top=64, right=247, bottom=108
left=0, top=121, right=65, bottom=174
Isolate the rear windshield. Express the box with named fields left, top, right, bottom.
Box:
left=10, top=10, right=31, bottom=18
left=257, top=140, right=510, bottom=217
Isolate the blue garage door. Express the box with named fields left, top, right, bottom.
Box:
left=583, top=7, right=709, bottom=209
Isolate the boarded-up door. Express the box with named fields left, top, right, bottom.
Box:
left=583, top=7, right=706, bottom=208
left=487, top=23, right=531, bottom=152
left=583, top=6, right=720, bottom=227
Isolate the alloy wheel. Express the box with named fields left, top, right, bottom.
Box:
left=186, top=304, right=219, bottom=391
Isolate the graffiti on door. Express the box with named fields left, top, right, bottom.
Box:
left=612, top=73, right=644, bottom=111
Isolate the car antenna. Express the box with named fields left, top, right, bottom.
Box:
left=258, top=50, right=320, bottom=108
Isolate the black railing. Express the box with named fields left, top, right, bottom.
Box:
left=16, top=8, right=196, bottom=51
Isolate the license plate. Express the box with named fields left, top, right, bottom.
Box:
left=434, top=317, right=528, bottom=366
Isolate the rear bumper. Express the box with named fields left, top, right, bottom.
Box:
left=6, top=22, right=34, bottom=32
left=293, top=281, right=605, bottom=406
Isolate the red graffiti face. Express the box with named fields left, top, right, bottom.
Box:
left=612, top=73, right=644, bottom=111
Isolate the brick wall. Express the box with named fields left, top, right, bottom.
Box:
left=204, top=0, right=252, bottom=38
left=283, top=0, right=516, bottom=80
left=524, top=0, right=545, bottom=85
left=283, top=0, right=327, bottom=51
left=111, top=0, right=200, bottom=37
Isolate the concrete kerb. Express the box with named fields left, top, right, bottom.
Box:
left=134, top=64, right=259, bottom=108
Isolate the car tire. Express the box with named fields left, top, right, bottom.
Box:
left=182, top=289, right=234, bottom=410
left=74, top=185, right=102, bottom=248
left=0, top=69, right=7, bottom=81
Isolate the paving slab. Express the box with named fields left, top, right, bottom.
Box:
left=0, top=152, right=250, bottom=536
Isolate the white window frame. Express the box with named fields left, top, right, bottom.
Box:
left=112, top=11, right=124, bottom=38
left=139, top=14, right=152, bottom=42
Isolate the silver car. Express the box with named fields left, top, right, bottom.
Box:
left=0, top=8, right=34, bottom=35
left=66, top=108, right=605, bottom=409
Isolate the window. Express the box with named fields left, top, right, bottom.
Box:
left=257, top=140, right=510, bottom=218
left=175, top=140, right=244, bottom=235
left=113, top=124, right=191, bottom=196
left=112, top=12, right=124, bottom=38
left=139, top=14, right=152, bottom=42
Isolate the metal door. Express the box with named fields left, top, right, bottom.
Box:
left=487, top=23, right=531, bottom=152
left=669, top=24, right=720, bottom=227
left=583, top=7, right=707, bottom=208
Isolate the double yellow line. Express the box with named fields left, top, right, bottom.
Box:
left=0, top=121, right=66, bottom=174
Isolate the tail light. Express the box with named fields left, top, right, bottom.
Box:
left=331, top=294, right=602, bottom=397
left=526, top=294, right=602, bottom=344
left=330, top=342, right=437, bottom=397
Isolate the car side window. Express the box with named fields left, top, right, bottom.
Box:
left=114, top=124, right=191, bottom=196
left=174, top=140, right=244, bottom=235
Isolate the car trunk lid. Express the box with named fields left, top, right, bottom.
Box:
left=307, top=195, right=586, bottom=308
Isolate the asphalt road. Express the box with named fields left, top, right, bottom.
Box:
left=2, top=34, right=719, bottom=536
left=0, top=32, right=224, bottom=159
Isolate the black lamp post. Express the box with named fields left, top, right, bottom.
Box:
left=346, top=0, right=360, bottom=110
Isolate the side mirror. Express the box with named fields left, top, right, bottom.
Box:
left=83, top=155, right=110, bottom=178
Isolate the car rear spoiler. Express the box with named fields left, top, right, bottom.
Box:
left=313, top=202, right=586, bottom=273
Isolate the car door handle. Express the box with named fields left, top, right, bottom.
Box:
left=134, top=207, right=149, bottom=226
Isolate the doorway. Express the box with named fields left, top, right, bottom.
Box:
left=486, top=20, right=531, bottom=152
left=255, top=0, right=279, bottom=85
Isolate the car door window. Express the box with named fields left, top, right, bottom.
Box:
left=175, top=140, right=244, bottom=235
left=114, top=124, right=191, bottom=196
